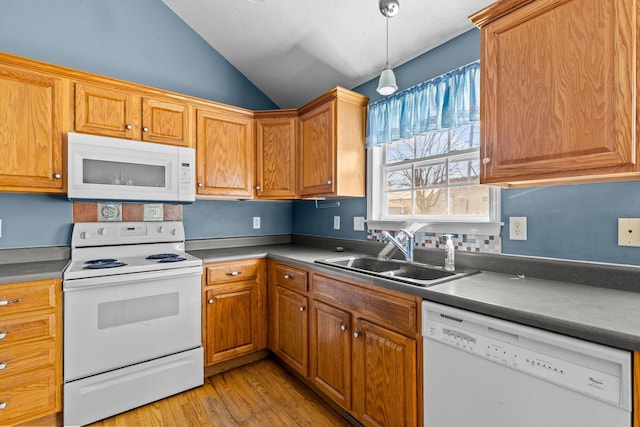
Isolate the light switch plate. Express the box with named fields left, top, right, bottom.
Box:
left=509, top=217, right=527, bottom=240
left=253, top=217, right=261, bottom=229
left=354, top=216, right=365, bottom=231
left=618, top=218, right=640, bottom=246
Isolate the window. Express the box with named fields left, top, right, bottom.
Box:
left=366, top=62, right=500, bottom=234
left=382, top=123, right=488, bottom=219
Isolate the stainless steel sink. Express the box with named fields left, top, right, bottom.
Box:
left=315, top=255, right=478, bottom=287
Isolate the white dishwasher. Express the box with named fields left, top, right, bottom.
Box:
left=422, top=301, right=632, bottom=427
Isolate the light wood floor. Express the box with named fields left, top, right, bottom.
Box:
left=86, top=358, right=350, bottom=427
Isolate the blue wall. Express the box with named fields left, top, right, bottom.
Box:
left=292, top=30, right=482, bottom=241
left=0, top=0, right=276, bottom=110
left=0, top=0, right=289, bottom=250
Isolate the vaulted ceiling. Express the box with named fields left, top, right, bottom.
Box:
left=162, top=0, right=494, bottom=108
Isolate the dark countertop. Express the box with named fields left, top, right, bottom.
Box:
left=191, top=244, right=640, bottom=351
left=4, top=241, right=640, bottom=351
left=0, top=259, right=68, bottom=284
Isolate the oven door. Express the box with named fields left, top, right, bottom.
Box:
left=63, top=266, right=202, bottom=382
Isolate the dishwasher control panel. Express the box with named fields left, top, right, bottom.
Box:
left=423, top=302, right=630, bottom=409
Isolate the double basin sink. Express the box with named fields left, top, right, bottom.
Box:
left=316, top=255, right=478, bottom=287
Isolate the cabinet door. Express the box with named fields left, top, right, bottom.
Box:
left=0, top=65, right=66, bottom=193
left=353, top=319, right=416, bottom=427
left=479, top=0, right=636, bottom=185
left=273, top=286, right=308, bottom=376
left=142, top=97, right=192, bottom=147
left=75, top=83, right=140, bottom=139
left=196, top=108, right=254, bottom=198
left=204, top=282, right=259, bottom=365
left=310, top=299, right=352, bottom=410
left=255, top=117, right=297, bottom=198
left=299, top=100, right=335, bottom=196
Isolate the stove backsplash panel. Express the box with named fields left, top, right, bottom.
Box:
left=73, top=202, right=183, bottom=223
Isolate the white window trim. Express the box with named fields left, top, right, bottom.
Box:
left=366, top=147, right=503, bottom=235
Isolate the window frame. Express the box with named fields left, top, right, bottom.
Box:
left=366, top=126, right=502, bottom=235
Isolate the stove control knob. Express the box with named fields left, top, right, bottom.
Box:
left=97, top=227, right=107, bottom=236
left=80, top=231, right=91, bottom=240
left=157, top=226, right=165, bottom=234
left=171, top=228, right=178, bottom=236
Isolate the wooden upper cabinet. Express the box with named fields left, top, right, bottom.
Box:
left=75, top=82, right=192, bottom=147
left=254, top=111, right=298, bottom=199
left=196, top=107, right=254, bottom=198
left=471, top=0, right=639, bottom=186
left=0, top=63, right=68, bottom=193
left=298, top=87, right=368, bottom=197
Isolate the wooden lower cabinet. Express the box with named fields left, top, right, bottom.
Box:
left=352, top=319, right=417, bottom=427
left=309, top=299, right=352, bottom=409
left=0, top=279, right=61, bottom=426
left=271, top=285, right=309, bottom=376
left=202, top=259, right=267, bottom=367
left=310, top=273, right=419, bottom=426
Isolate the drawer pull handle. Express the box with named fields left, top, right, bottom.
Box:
left=0, top=363, right=6, bottom=370
left=0, top=402, right=6, bottom=410
left=225, top=271, right=241, bottom=276
left=0, top=333, right=5, bottom=340
left=283, top=274, right=293, bottom=280
left=0, top=298, right=20, bottom=306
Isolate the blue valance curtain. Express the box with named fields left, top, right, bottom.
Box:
left=365, top=61, right=480, bottom=147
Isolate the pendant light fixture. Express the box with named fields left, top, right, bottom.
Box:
left=376, top=0, right=399, bottom=96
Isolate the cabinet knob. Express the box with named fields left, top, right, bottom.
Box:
left=0, top=333, right=5, bottom=340
left=198, top=182, right=204, bottom=187
left=54, top=173, right=62, bottom=179
left=299, top=306, right=305, bottom=312
left=143, top=127, right=149, bottom=132
left=340, top=325, right=348, bottom=332
left=208, top=299, right=214, bottom=304
left=0, top=402, right=6, bottom=410
left=256, top=186, right=261, bottom=190
left=283, top=274, right=293, bottom=280
left=482, top=157, right=491, bottom=165
left=327, top=180, right=332, bottom=185
left=353, top=331, right=360, bottom=338
left=0, top=363, right=6, bottom=370
left=125, top=124, right=133, bottom=130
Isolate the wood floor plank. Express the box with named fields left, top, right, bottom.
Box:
left=84, top=358, right=349, bottom=427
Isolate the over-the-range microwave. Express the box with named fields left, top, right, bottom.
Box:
left=67, top=132, right=195, bottom=202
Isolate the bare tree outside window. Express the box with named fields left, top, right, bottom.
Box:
left=383, top=123, right=487, bottom=218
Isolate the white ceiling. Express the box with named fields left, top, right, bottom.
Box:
left=161, top=0, right=494, bottom=109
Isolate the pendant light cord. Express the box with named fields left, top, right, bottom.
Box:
left=385, top=14, right=390, bottom=67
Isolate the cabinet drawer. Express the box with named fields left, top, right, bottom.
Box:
left=0, top=339, right=56, bottom=378
left=0, top=313, right=56, bottom=345
left=274, top=264, right=308, bottom=293
left=0, top=368, right=57, bottom=426
left=312, top=274, right=418, bottom=336
left=0, top=280, right=56, bottom=318
left=206, top=259, right=260, bottom=285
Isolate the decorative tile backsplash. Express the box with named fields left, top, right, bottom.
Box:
left=73, top=202, right=183, bottom=223
left=369, top=230, right=502, bottom=254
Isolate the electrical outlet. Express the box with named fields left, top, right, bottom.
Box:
left=0, top=219, right=2, bottom=238
left=509, top=216, right=527, bottom=240
left=354, top=216, right=365, bottom=231
left=618, top=218, right=640, bottom=246
left=333, top=216, right=340, bottom=230
left=253, top=217, right=261, bottom=229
